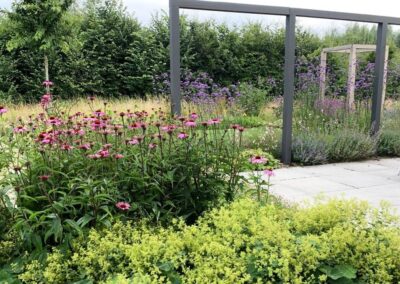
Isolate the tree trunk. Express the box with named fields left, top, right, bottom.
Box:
left=44, top=55, right=50, bottom=94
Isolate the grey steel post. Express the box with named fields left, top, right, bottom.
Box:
left=169, top=0, right=182, bottom=115
left=281, top=11, right=296, bottom=164
left=371, top=22, right=388, bottom=134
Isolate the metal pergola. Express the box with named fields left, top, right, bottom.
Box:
left=169, top=0, right=400, bottom=164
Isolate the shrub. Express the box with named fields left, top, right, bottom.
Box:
left=18, top=198, right=400, bottom=283
left=292, top=134, right=329, bottom=165
left=237, top=83, right=270, bottom=116
left=0, top=95, right=246, bottom=250
left=378, top=129, right=400, bottom=156
left=328, top=130, right=377, bottom=161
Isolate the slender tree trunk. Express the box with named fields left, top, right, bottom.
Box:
left=44, top=55, right=50, bottom=94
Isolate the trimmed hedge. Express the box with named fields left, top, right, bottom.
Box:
left=19, top=198, right=400, bottom=283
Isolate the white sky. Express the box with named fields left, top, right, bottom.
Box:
left=1, top=0, right=400, bottom=34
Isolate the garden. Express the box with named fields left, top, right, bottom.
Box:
left=1, top=0, right=400, bottom=283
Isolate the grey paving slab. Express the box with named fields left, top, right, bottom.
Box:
left=269, top=158, right=400, bottom=213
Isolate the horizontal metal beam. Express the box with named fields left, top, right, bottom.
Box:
left=173, top=0, right=400, bottom=25
left=293, top=8, right=399, bottom=25
left=175, top=0, right=289, bottom=16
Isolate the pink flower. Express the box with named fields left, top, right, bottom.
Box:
left=41, top=138, right=53, bottom=144
left=79, top=144, right=91, bottom=151
left=40, top=94, right=52, bottom=109
left=83, top=116, right=96, bottom=122
left=13, top=126, right=28, bottom=133
left=36, top=132, right=56, bottom=145
left=263, top=169, right=275, bottom=177
left=185, top=120, right=197, bottom=127
left=98, top=149, right=110, bottom=158
left=190, top=113, right=198, bottom=120
left=148, top=143, right=157, bottom=149
left=128, top=122, right=142, bottom=129
left=102, top=143, right=112, bottom=149
left=39, top=175, right=50, bottom=181
left=42, top=80, right=54, bottom=87
left=88, top=154, right=100, bottom=159
left=0, top=106, right=7, bottom=114
left=47, top=117, right=62, bottom=126
left=161, top=125, right=177, bottom=134
left=128, top=138, right=139, bottom=145
left=250, top=156, right=267, bottom=164
left=93, top=109, right=105, bottom=117
left=75, top=129, right=85, bottom=136
left=207, top=118, right=221, bottom=125
left=61, top=144, right=74, bottom=151
left=116, top=201, right=131, bottom=211
left=91, top=119, right=105, bottom=130
left=177, top=132, right=189, bottom=139
left=114, top=153, right=124, bottom=159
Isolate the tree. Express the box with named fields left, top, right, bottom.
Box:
left=6, top=0, right=74, bottom=92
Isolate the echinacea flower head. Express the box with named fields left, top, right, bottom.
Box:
left=263, top=169, right=275, bottom=177
left=161, top=125, right=177, bottom=135
left=98, top=149, right=110, bottom=158
left=42, top=80, right=54, bottom=87
left=102, top=143, right=112, bottom=149
left=40, top=94, right=52, bottom=109
left=129, top=122, right=142, bottom=129
left=61, top=144, right=74, bottom=151
left=94, top=109, right=105, bottom=117
left=250, top=156, right=267, bottom=164
left=128, top=138, right=139, bottom=145
left=75, top=129, right=85, bottom=136
left=190, top=113, right=198, bottom=120
left=39, top=175, right=50, bottom=181
left=185, top=120, right=197, bottom=127
left=79, top=144, right=91, bottom=150
left=47, top=116, right=62, bottom=126
left=0, top=106, right=7, bottom=114
left=88, top=154, right=100, bottom=159
left=207, top=118, right=221, bottom=125
left=178, top=132, right=189, bottom=139
left=148, top=143, right=157, bottom=149
left=13, top=126, right=28, bottom=133
left=116, top=201, right=131, bottom=211
left=114, top=153, right=124, bottom=159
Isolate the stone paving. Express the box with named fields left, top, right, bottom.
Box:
left=269, top=158, right=400, bottom=213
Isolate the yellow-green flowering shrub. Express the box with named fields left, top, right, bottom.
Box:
left=20, top=198, right=400, bottom=283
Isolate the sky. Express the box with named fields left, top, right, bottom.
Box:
left=1, top=0, right=400, bottom=34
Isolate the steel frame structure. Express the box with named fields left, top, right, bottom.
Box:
left=169, top=0, right=400, bottom=164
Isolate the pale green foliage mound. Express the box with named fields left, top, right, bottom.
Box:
left=20, top=198, right=400, bottom=284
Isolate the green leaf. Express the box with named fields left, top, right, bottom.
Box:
left=44, top=216, right=63, bottom=243
left=320, top=264, right=357, bottom=280
left=64, top=219, right=83, bottom=235
left=77, top=214, right=94, bottom=228
left=158, top=261, right=174, bottom=272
